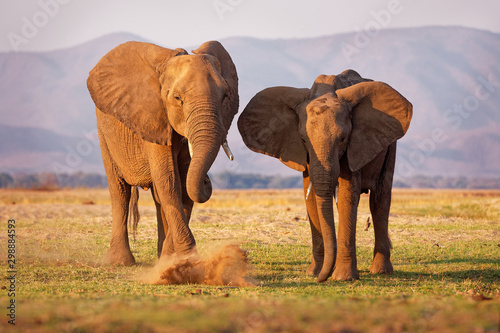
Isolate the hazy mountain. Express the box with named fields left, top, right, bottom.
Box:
left=0, top=33, right=148, bottom=137
left=0, top=124, right=103, bottom=173
left=1, top=27, right=499, bottom=179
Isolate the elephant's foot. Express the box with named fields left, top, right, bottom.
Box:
left=306, top=260, right=323, bottom=276
left=159, top=241, right=176, bottom=259
left=105, top=248, right=136, bottom=266
left=369, top=252, right=393, bottom=274
left=331, top=263, right=359, bottom=281
left=160, top=246, right=200, bottom=264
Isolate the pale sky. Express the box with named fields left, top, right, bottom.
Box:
left=1, top=0, right=499, bottom=52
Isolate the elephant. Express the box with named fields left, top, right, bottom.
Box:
left=238, top=70, right=412, bottom=281
left=87, top=40, right=238, bottom=265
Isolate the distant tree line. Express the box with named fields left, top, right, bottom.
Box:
left=210, top=172, right=500, bottom=189
left=210, top=172, right=303, bottom=189
left=0, top=171, right=499, bottom=189
left=393, top=175, right=500, bottom=189
left=0, top=172, right=107, bottom=189
left=210, top=173, right=500, bottom=189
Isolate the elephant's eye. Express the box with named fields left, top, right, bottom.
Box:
left=173, top=93, right=183, bottom=105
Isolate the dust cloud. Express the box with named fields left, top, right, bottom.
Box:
left=139, top=244, right=257, bottom=287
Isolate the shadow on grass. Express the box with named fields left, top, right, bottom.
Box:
left=254, top=269, right=496, bottom=288
left=418, top=258, right=499, bottom=265
left=366, top=268, right=499, bottom=283
left=254, top=278, right=319, bottom=288
left=257, top=260, right=309, bottom=268
left=253, top=259, right=496, bottom=286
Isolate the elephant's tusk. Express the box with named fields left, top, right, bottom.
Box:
left=188, top=141, right=194, bottom=158
left=334, top=185, right=339, bottom=204
left=306, top=182, right=313, bottom=200
left=222, top=140, right=234, bottom=161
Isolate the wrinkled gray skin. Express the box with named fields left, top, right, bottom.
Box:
left=238, top=70, right=412, bottom=281
left=87, top=41, right=238, bottom=265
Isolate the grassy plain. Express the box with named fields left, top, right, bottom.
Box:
left=0, top=188, right=499, bottom=332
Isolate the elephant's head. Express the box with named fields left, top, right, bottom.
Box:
left=87, top=41, right=238, bottom=203
left=238, top=70, right=412, bottom=281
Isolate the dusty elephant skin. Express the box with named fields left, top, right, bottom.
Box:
left=87, top=41, right=238, bottom=266
left=238, top=70, right=412, bottom=282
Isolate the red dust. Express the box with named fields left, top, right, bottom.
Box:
left=142, top=244, right=256, bottom=287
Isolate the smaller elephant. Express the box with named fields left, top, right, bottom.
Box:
left=238, top=70, right=412, bottom=281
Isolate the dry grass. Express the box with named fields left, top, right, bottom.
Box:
left=0, top=188, right=499, bottom=332
left=0, top=188, right=112, bottom=205
left=387, top=189, right=500, bottom=221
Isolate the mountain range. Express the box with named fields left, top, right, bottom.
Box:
left=1, top=26, right=499, bottom=180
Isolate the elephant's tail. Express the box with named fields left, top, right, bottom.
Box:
left=128, top=186, right=140, bottom=241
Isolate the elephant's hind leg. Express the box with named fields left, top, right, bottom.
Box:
left=369, top=145, right=396, bottom=275
left=369, top=189, right=394, bottom=274
left=100, top=141, right=135, bottom=265
left=105, top=176, right=136, bottom=265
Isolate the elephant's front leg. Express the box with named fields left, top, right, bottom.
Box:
left=152, top=187, right=192, bottom=259
left=151, top=188, right=174, bottom=258
left=154, top=146, right=195, bottom=259
left=178, top=142, right=194, bottom=222
left=149, top=145, right=197, bottom=259
left=332, top=159, right=361, bottom=281
left=303, top=170, right=325, bottom=276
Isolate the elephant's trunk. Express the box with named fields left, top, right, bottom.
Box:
left=309, top=158, right=339, bottom=282
left=314, top=191, right=337, bottom=282
left=186, top=104, right=224, bottom=203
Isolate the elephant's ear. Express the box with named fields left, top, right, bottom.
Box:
left=336, top=81, right=413, bottom=172
left=238, top=86, right=310, bottom=172
left=192, top=41, right=238, bottom=134
left=87, top=41, right=186, bottom=145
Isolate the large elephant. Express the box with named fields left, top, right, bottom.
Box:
left=238, top=70, right=412, bottom=281
left=87, top=41, right=238, bottom=265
